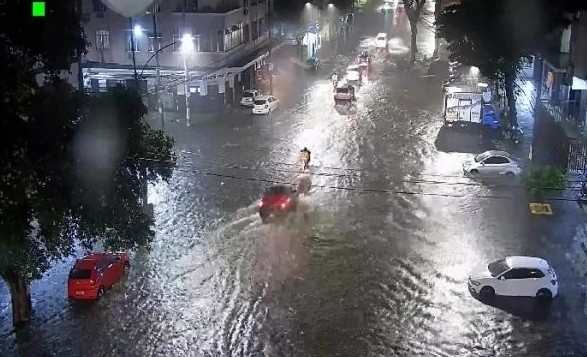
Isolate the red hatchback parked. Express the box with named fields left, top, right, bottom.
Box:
left=67, top=252, right=130, bottom=300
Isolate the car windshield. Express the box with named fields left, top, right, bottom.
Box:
left=347, top=68, right=359, bottom=72
left=377, top=36, right=386, bottom=40
left=69, top=268, right=92, bottom=279
left=254, top=99, right=266, bottom=105
left=264, top=185, right=290, bottom=196
left=243, top=92, right=255, bottom=98
left=336, top=87, right=349, bottom=93
left=487, top=259, right=510, bottom=277
left=474, top=152, right=491, bottom=162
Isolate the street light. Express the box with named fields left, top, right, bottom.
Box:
left=133, top=24, right=143, bottom=37
left=180, top=33, right=194, bottom=127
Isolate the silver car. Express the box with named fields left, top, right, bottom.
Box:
left=462, top=150, right=522, bottom=177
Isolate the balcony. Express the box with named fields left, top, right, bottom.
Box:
left=174, top=4, right=241, bottom=13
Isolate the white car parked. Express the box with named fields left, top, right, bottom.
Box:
left=375, top=33, right=388, bottom=49
left=240, top=89, right=260, bottom=107
left=468, top=256, right=558, bottom=302
left=346, top=65, right=361, bottom=82
left=462, top=150, right=522, bottom=177
left=252, top=95, right=279, bottom=115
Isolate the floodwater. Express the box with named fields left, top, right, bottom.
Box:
left=2, top=1, right=587, bottom=356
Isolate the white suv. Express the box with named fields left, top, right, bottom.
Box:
left=468, top=256, right=558, bottom=302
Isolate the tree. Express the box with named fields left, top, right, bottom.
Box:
left=432, top=0, right=443, bottom=58
left=404, top=0, right=427, bottom=64
left=0, top=1, right=176, bottom=327
left=437, top=0, right=581, bottom=125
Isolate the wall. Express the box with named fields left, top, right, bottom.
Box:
left=572, top=11, right=587, bottom=79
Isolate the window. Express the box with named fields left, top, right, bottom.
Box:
left=69, top=269, right=92, bottom=279
left=244, top=0, right=249, bottom=6
left=488, top=259, right=509, bottom=277
left=251, top=20, right=258, bottom=39
left=495, top=157, right=510, bottom=164
left=92, top=0, right=107, bottom=12
left=172, top=30, right=181, bottom=51
left=217, top=31, right=224, bottom=51
left=185, top=0, right=198, bottom=12
left=483, top=156, right=502, bottom=164
left=199, top=33, right=215, bottom=52
left=147, top=3, right=161, bottom=13
left=126, top=32, right=139, bottom=52
left=528, top=269, right=545, bottom=279
left=502, top=268, right=533, bottom=280
left=224, top=24, right=243, bottom=51
left=148, top=33, right=162, bottom=52
left=258, top=18, right=264, bottom=35
left=95, top=30, right=110, bottom=49
left=243, top=24, right=250, bottom=43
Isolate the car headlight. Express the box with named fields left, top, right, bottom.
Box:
left=468, top=279, right=481, bottom=286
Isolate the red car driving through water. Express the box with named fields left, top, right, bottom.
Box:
left=67, top=252, right=130, bottom=300
left=259, top=185, right=299, bottom=223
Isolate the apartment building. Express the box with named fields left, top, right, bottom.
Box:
left=81, top=0, right=272, bottom=113
left=539, top=11, right=587, bottom=127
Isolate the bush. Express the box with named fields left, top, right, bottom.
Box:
left=524, top=166, right=566, bottom=201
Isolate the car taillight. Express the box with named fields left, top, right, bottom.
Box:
left=89, top=279, right=96, bottom=285
left=551, top=280, right=557, bottom=286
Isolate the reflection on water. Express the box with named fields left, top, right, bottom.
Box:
left=2, top=4, right=587, bottom=357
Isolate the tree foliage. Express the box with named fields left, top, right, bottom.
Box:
left=0, top=0, right=176, bottom=327
left=437, top=0, right=585, bottom=124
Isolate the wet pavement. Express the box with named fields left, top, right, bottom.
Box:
left=3, top=1, right=587, bottom=356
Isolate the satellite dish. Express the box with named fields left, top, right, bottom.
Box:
left=99, top=0, right=156, bottom=18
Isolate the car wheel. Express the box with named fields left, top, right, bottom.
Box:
left=479, top=286, right=495, bottom=301
left=470, top=169, right=479, bottom=175
left=97, top=286, right=106, bottom=299
left=505, top=172, right=515, bottom=177
left=536, top=288, right=553, bottom=303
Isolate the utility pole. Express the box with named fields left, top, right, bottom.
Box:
left=268, top=0, right=273, bottom=95
left=152, top=10, right=165, bottom=128
left=76, top=0, right=84, bottom=92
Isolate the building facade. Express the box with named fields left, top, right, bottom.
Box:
left=539, top=11, right=587, bottom=128
left=81, top=0, right=272, bottom=114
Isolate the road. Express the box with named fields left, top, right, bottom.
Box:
left=3, top=1, right=587, bottom=356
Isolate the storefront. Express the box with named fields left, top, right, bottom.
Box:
left=302, top=23, right=322, bottom=60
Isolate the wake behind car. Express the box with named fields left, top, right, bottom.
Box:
left=68, top=252, right=129, bottom=300
left=468, top=256, right=558, bottom=302
left=252, top=95, right=279, bottom=115
left=463, top=150, right=521, bottom=177
left=240, top=89, right=260, bottom=107
left=259, top=185, right=299, bottom=223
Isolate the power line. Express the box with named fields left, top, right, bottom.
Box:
left=154, top=162, right=583, bottom=203
left=175, top=150, right=585, bottom=190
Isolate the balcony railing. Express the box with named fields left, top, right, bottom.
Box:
left=174, top=4, right=241, bottom=13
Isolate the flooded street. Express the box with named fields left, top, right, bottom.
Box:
left=3, top=2, right=587, bottom=356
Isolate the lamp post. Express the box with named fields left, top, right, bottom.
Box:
left=180, top=33, right=195, bottom=127
left=129, top=18, right=141, bottom=81
left=268, top=0, right=274, bottom=94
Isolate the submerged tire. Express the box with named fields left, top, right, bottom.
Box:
left=479, top=286, right=495, bottom=301
left=536, top=289, right=553, bottom=303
